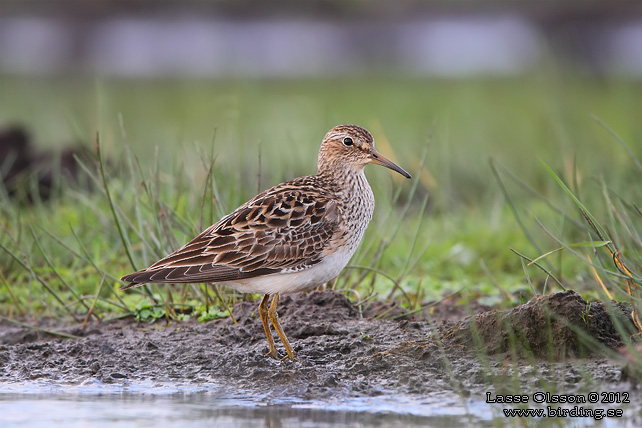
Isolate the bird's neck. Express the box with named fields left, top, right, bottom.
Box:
left=317, top=163, right=373, bottom=204
left=318, top=161, right=366, bottom=183
left=318, top=163, right=375, bottom=243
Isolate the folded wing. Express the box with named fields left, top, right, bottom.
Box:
left=120, top=179, right=340, bottom=289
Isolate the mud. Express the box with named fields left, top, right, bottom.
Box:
left=1, top=290, right=640, bottom=419
left=447, top=290, right=637, bottom=359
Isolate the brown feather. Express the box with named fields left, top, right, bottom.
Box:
left=120, top=175, right=342, bottom=288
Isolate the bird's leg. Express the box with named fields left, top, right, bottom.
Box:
left=268, top=293, right=297, bottom=361
left=258, top=294, right=278, bottom=359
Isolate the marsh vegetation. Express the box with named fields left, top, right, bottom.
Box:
left=1, top=75, right=641, bottom=425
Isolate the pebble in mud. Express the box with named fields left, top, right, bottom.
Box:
left=110, top=373, right=127, bottom=379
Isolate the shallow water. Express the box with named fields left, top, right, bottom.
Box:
left=0, top=381, right=628, bottom=428
left=0, top=380, right=494, bottom=428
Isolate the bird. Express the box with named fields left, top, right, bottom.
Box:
left=120, top=124, right=411, bottom=360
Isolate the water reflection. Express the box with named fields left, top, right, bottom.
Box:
left=1, top=380, right=628, bottom=428
left=0, top=381, right=491, bottom=428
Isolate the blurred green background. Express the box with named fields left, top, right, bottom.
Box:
left=1, top=0, right=641, bottom=320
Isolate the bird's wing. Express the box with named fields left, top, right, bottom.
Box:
left=120, top=179, right=341, bottom=288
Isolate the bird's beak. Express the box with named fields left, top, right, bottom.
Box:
left=370, top=150, right=412, bottom=179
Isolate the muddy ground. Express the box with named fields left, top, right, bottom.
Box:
left=1, top=290, right=641, bottom=420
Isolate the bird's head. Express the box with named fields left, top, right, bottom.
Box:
left=318, top=125, right=411, bottom=179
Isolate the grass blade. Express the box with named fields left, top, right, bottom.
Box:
left=95, top=133, right=136, bottom=271
left=591, top=115, right=642, bottom=173
left=528, top=241, right=611, bottom=266
left=510, top=248, right=566, bottom=291
left=0, top=315, right=80, bottom=340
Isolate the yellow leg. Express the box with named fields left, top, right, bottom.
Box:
left=268, top=294, right=297, bottom=361
left=258, top=294, right=278, bottom=359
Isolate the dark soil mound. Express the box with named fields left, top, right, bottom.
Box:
left=445, top=290, right=637, bottom=359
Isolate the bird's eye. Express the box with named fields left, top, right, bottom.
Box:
left=343, top=137, right=354, bottom=146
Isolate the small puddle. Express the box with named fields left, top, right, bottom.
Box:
left=0, top=380, right=495, bottom=427
left=0, top=380, right=621, bottom=428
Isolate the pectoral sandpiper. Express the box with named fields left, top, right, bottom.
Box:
left=121, top=125, right=411, bottom=360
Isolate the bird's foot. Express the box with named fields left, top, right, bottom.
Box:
left=265, top=346, right=279, bottom=360
left=280, top=351, right=298, bottom=362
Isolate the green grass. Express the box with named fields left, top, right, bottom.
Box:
left=0, top=74, right=640, bottom=324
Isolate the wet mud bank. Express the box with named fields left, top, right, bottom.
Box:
left=0, top=290, right=640, bottom=410
left=447, top=290, right=637, bottom=359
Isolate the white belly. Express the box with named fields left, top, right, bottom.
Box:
left=220, top=247, right=354, bottom=295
